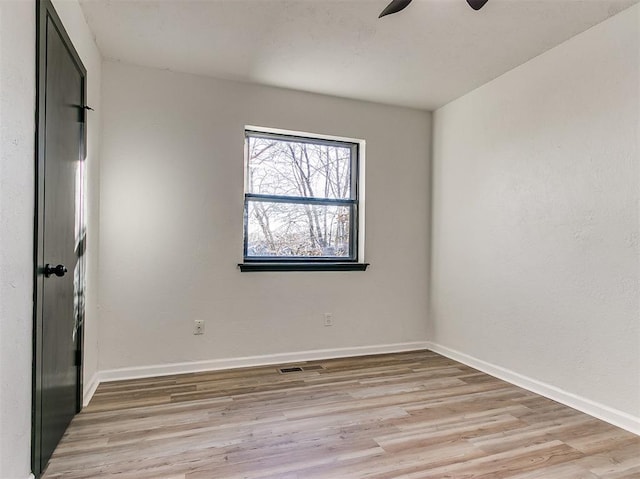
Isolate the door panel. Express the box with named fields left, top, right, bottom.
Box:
left=33, top=1, right=86, bottom=476
left=40, top=17, right=82, bottom=464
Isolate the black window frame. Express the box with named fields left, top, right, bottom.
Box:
left=240, top=128, right=368, bottom=272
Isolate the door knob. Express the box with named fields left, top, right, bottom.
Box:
left=44, top=264, right=67, bottom=278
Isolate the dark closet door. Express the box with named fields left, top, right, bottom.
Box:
left=33, top=1, right=87, bottom=476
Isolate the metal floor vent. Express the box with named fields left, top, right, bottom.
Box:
left=278, top=365, right=325, bottom=374
left=279, top=367, right=303, bottom=373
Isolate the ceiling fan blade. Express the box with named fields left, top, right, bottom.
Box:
left=466, top=0, right=489, bottom=10
left=379, top=0, right=413, bottom=18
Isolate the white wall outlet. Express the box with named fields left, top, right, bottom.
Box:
left=323, top=313, right=333, bottom=327
left=194, top=320, right=205, bottom=335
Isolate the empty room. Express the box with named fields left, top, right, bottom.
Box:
left=0, top=0, right=639, bottom=477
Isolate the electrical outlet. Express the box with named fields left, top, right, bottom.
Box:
left=194, top=320, right=205, bottom=335
left=323, top=313, right=333, bottom=327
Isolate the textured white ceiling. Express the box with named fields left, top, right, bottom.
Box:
left=79, top=0, right=639, bottom=110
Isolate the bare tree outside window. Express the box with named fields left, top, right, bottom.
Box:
left=244, top=129, right=360, bottom=261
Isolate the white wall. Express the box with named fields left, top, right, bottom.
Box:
left=431, top=3, right=639, bottom=429
left=0, top=2, right=36, bottom=477
left=98, top=61, right=431, bottom=372
left=0, top=1, right=101, bottom=477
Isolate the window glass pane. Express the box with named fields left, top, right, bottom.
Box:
left=246, top=201, right=351, bottom=258
left=247, top=136, right=352, bottom=200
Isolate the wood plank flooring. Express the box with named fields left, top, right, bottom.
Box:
left=42, top=351, right=640, bottom=478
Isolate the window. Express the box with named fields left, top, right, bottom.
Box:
left=240, top=127, right=367, bottom=272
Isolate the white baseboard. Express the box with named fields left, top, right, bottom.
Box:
left=95, top=341, right=430, bottom=384
left=427, top=342, right=640, bottom=436
left=82, top=372, right=100, bottom=407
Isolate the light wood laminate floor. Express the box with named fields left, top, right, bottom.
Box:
left=43, top=351, right=640, bottom=478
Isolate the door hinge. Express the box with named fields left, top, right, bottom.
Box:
left=75, top=349, right=82, bottom=367
left=79, top=105, right=94, bottom=124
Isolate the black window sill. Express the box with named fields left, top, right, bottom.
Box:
left=238, top=262, right=369, bottom=272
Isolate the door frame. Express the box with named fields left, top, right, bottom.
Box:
left=32, top=0, right=87, bottom=476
